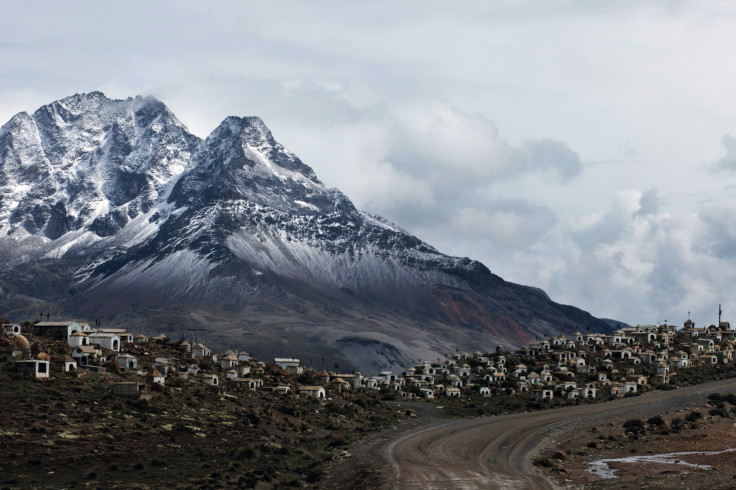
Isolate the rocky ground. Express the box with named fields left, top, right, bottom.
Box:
left=324, top=384, right=736, bottom=489
left=0, top=349, right=400, bottom=488
left=537, top=395, right=736, bottom=488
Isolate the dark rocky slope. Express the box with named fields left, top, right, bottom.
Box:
left=0, top=92, right=615, bottom=372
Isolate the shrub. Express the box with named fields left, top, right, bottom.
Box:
left=232, top=446, right=257, bottom=460
left=586, top=441, right=598, bottom=448
left=710, top=407, right=729, bottom=417
left=380, top=389, right=397, bottom=401
left=647, top=415, right=665, bottom=427
left=533, top=457, right=553, bottom=467
left=623, top=419, right=644, bottom=432
left=328, top=434, right=347, bottom=447
left=711, top=393, right=736, bottom=405
left=353, top=396, right=369, bottom=410
left=686, top=411, right=702, bottom=422
left=306, top=468, right=325, bottom=483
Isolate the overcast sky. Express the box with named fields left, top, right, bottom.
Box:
left=2, top=1, right=736, bottom=327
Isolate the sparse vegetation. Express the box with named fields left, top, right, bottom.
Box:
left=623, top=418, right=645, bottom=433
left=0, top=338, right=399, bottom=489
left=710, top=406, right=729, bottom=417
left=686, top=411, right=703, bottom=422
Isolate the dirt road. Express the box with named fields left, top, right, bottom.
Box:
left=390, top=378, right=736, bottom=489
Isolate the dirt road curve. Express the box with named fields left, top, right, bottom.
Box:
left=390, top=378, right=736, bottom=489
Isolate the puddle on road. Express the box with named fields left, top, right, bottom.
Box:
left=588, top=447, right=736, bottom=479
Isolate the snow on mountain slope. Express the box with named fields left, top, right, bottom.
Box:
left=0, top=92, right=615, bottom=373
left=0, top=92, right=198, bottom=252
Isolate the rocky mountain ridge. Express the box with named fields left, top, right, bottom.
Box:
left=0, top=92, right=615, bottom=373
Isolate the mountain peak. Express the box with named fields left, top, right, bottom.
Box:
left=0, top=92, right=615, bottom=373
left=37, top=92, right=174, bottom=125
left=66, top=90, right=107, bottom=100
left=49, top=91, right=113, bottom=116
left=203, top=115, right=320, bottom=183
left=60, top=90, right=108, bottom=103
left=0, top=110, right=33, bottom=134
left=216, top=115, right=273, bottom=145
left=0, top=92, right=199, bottom=239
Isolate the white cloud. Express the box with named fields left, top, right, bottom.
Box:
left=509, top=192, right=736, bottom=328
left=389, top=102, right=581, bottom=183
left=450, top=202, right=556, bottom=249
left=516, top=139, right=582, bottom=183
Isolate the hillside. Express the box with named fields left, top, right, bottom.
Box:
left=0, top=92, right=615, bottom=373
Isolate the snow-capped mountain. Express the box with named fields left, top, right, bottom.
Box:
left=0, top=92, right=614, bottom=372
